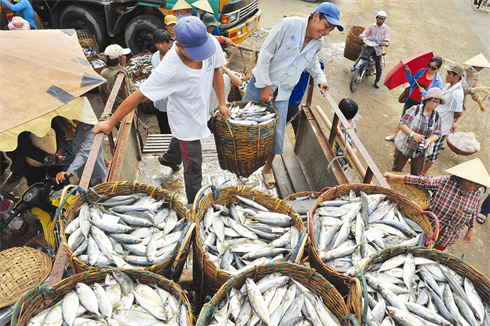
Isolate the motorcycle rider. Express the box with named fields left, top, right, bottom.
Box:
left=357, top=10, right=390, bottom=88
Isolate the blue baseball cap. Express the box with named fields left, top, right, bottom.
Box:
left=174, top=16, right=216, bottom=61
left=314, top=2, right=344, bottom=32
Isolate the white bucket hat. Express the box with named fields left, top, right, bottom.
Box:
left=104, top=44, right=131, bottom=59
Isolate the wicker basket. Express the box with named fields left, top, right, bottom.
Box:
left=344, top=25, right=365, bottom=61
left=191, top=185, right=307, bottom=309
left=307, top=183, right=436, bottom=323
left=86, top=53, right=107, bottom=75
left=34, top=12, right=43, bottom=29
left=357, top=246, right=490, bottom=325
left=59, top=182, right=195, bottom=281
left=0, top=247, right=52, bottom=308
left=195, top=262, right=357, bottom=326
left=11, top=269, right=193, bottom=326
left=76, top=29, right=99, bottom=53
left=212, top=100, right=277, bottom=177
left=447, top=136, right=478, bottom=156
left=24, top=234, right=49, bottom=249
left=227, top=85, right=242, bottom=102
left=386, top=172, right=431, bottom=210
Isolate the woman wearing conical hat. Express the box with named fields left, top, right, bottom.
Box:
left=172, top=0, right=193, bottom=20
left=462, top=53, right=490, bottom=110
left=384, top=158, right=489, bottom=251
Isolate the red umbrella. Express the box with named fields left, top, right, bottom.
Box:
left=383, top=51, right=434, bottom=90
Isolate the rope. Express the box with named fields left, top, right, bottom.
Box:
left=56, top=185, right=91, bottom=221
left=11, top=286, right=58, bottom=326
left=343, top=314, right=361, bottom=326
left=454, top=253, right=466, bottom=262
left=358, top=274, right=369, bottom=324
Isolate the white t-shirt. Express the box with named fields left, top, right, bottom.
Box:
left=140, top=37, right=226, bottom=141
left=209, top=72, right=231, bottom=119
left=436, top=81, right=464, bottom=135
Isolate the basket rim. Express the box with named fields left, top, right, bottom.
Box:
left=446, top=136, right=478, bottom=155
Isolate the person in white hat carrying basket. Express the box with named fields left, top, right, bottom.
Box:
left=384, top=158, right=489, bottom=251
left=461, top=53, right=490, bottom=110
left=94, top=17, right=229, bottom=203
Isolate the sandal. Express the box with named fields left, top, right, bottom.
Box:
left=262, top=170, right=276, bottom=189
left=476, top=213, right=487, bottom=224
left=385, top=135, right=395, bottom=141
left=158, top=156, right=181, bottom=171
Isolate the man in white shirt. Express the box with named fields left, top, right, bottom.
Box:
left=422, top=62, right=465, bottom=175
left=242, top=2, right=343, bottom=189
left=94, top=16, right=229, bottom=203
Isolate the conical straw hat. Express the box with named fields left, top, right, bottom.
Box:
left=192, top=0, right=214, bottom=13
left=464, top=53, right=490, bottom=68
left=172, top=0, right=192, bottom=11
left=445, top=158, right=490, bottom=187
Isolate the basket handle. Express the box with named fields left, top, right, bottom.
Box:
left=11, top=285, right=58, bottom=326
left=192, top=184, right=219, bottom=221
left=416, top=210, right=439, bottom=246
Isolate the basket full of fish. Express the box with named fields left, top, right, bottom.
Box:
left=125, top=51, right=153, bottom=81
left=192, top=185, right=307, bottom=309
left=212, top=100, right=277, bottom=177
left=195, top=262, right=356, bottom=326
left=356, top=246, right=490, bottom=326
left=11, top=269, right=193, bottom=326
left=307, top=184, right=436, bottom=319
left=60, top=182, right=195, bottom=281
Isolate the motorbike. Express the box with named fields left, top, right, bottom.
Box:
left=350, top=37, right=386, bottom=92
left=0, top=178, right=73, bottom=254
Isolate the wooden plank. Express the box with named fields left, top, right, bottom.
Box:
left=271, top=155, right=294, bottom=199
left=47, top=244, right=67, bottom=286
left=281, top=132, right=311, bottom=193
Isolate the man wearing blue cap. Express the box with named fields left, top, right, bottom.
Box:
left=94, top=16, right=229, bottom=203
left=242, top=2, right=343, bottom=189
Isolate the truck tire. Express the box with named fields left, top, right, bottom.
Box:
left=125, top=14, right=166, bottom=54
left=60, top=5, right=108, bottom=51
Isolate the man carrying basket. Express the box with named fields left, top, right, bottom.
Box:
left=94, top=17, right=229, bottom=203
left=242, top=2, right=343, bottom=189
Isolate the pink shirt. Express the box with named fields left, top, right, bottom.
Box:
left=360, top=22, right=390, bottom=56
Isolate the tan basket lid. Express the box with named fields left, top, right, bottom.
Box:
left=0, top=247, right=52, bottom=307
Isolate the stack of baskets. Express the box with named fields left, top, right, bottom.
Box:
left=192, top=185, right=307, bottom=309
left=59, top=182, right=195, bottom=281
left=212, top=100, right=277, bottom=177
left=307, top=183, right=435, bottom=322
left=344, top=25, right=365, bottom=61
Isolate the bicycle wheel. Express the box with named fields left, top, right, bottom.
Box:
left=484, top=0, right=490, bottom=12
left=350, top=67, right=364, bottom=92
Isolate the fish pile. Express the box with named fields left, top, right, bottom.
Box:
left=90, top=59, right=106, bottom=69
left=199, top=195, right=302, bottom=275
left=228, top=102, right=276, bottom=126
left=239, top=80, right=249, bottom=94
left=65, top=193, right=189, bottom=269
left=26, top=271, right=189, bottom=326
left=447, top=132, right=481, bottom=152
left=311, top=190, right=427, bottom=275
left=361, top=254, right=490, bottom=326
left=126, top=53, right=153, bottom=76
left=82, top=45, right=97, bottom=57
left=203, top=273, right=342, bottom=326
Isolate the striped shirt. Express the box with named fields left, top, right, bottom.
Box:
left=404, top=175, right=483, bottom=247
left=436, top=81, right=463, bottom=135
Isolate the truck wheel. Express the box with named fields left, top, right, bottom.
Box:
left=60, top=5, right=108, bottom=51
left=125, top=14, right=166, bottom=54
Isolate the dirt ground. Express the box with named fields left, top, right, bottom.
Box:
left=1, top=0, right=489, bottom=278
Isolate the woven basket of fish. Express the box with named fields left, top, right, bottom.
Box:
left=85, top=53, right=107, bottom=75
left=355, top=245, right=490, bottom=326
left=307, top=184, right=437, bottom=320
left=386, top=172, right=431, bottom=210
left=11, top=268, right=193, bottom=326
left=76, top=30, right=99, bottom=53
left=192, top=185, right=307, bottom=309
left=195, top=262, right=358, bottom=326
left=126, top=51, right=153, bottom=80
left=59, top=181, right=195, bottom=281
left=212, top=100, right=277, bottom=177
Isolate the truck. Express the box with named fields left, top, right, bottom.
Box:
left=31, top=0, right=261, bottom=54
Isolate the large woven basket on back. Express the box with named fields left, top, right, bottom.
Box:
left=59, top=182, right=195, bottom=281
left=0, top=247, right=52, bottom=308
left=195, top=262, right=357, bottom=326
left=307, top=183, right=435, bottom=323
left=212, top=100, right=277, bottom=177
left=191, top=185, right=307, bottom=310
left=357, top=246, right=490, bottom=326
left=11, top=268, right=193, bottom=326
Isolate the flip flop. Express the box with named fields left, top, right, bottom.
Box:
left=158, top=156, right=181, bottom=171
left=476, top=213, right=487, bottom=224
left=262, top=170, right=275, bottom=189
left=385, top=135, right=395, bottom=141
